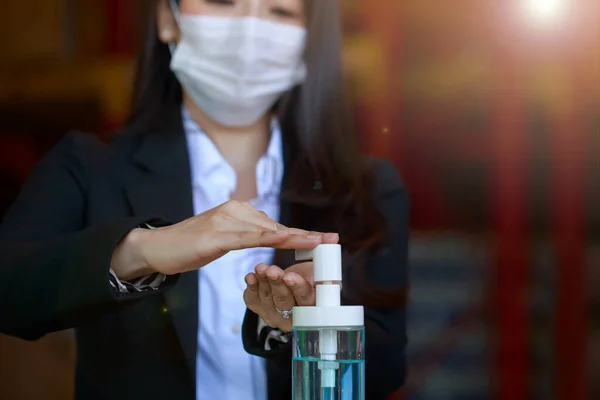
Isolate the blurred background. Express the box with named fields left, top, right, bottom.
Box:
left=0, top=0, right=598, bottom=399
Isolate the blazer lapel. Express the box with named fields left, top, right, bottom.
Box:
left=124, top=110, right=198, bottom=381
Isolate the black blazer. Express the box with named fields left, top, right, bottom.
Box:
left=0, top=109, right=408, bottom=400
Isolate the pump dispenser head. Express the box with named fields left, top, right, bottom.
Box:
left=292, top=244, right=363, bottom=327
left=296, top=245, right=342, bottom=283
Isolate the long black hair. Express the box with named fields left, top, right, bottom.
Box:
left=128, top=0, right=405, bottom=307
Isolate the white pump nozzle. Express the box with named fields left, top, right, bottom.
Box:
left=295, top=244, right=343, bottom=388
left=295, top=244, right=342, bottom=283
left=296, top=244, right=342, bottom=308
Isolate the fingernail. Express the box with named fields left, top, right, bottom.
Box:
left=325, top=233, right=339, bottom=240
left=256, top=264, right=267, bottom=273
left=284, top=278, right=295, bottom=287
left=245, top=274, right=256, bottom=285
left=307, top=232, right=322, bottom=239
left=267, top=271, right=280, bottom=280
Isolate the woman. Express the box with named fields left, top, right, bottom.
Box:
left=0, top=0, right=408, bottom=399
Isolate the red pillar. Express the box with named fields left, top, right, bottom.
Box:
left=491, top=56, right=529, bottom=400
left=552, top=74, right=587, bottom=400
left=389, top=1, right=405, bottom=169
left=361, top=3, right=397, bottom=160
left=105, top=0, right=136, bottom=56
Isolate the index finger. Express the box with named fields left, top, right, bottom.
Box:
left=269, top=234, right=325, bottom=250
left=221, top=231, right=333, bottom=251
left=268, top=231, right=339, bottom=250
left=221, top=230, right=290, bottom=251
left=233, top=204, right=316, bottom=238
left=237, top=207, right=334, bottom=241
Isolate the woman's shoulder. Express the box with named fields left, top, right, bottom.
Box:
left=34, top=132, right=106, bottom=178
left=47, top=128, right=145, bottom=170
left=50, top=131, right=103, bottom=154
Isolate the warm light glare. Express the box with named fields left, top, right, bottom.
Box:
left=524, top=0, right=565, bottom=24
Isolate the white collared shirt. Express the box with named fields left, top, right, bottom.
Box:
left=183, top=107, right=283, bottom=400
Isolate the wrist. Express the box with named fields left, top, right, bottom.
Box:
left=111, top=228, right=156, bottom=281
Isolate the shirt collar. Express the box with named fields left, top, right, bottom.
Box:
left=182, top=107, right=284, bottom=200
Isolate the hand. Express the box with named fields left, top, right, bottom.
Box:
left=243, top=259, right=325, bottom=332
left=111, top=200, right=338, bottom=280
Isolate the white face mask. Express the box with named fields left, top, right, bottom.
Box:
left=170, top=15, right=307, bottom=127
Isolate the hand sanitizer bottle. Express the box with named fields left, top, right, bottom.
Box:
left=292, top=244, right=365, bottom=400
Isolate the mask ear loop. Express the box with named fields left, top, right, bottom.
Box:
left=167, top=0, right=181, bottom=54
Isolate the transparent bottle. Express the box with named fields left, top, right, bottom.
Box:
left=292, top=245, right=365, bottom=400
left=292, top=326, right=365, bottom=400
